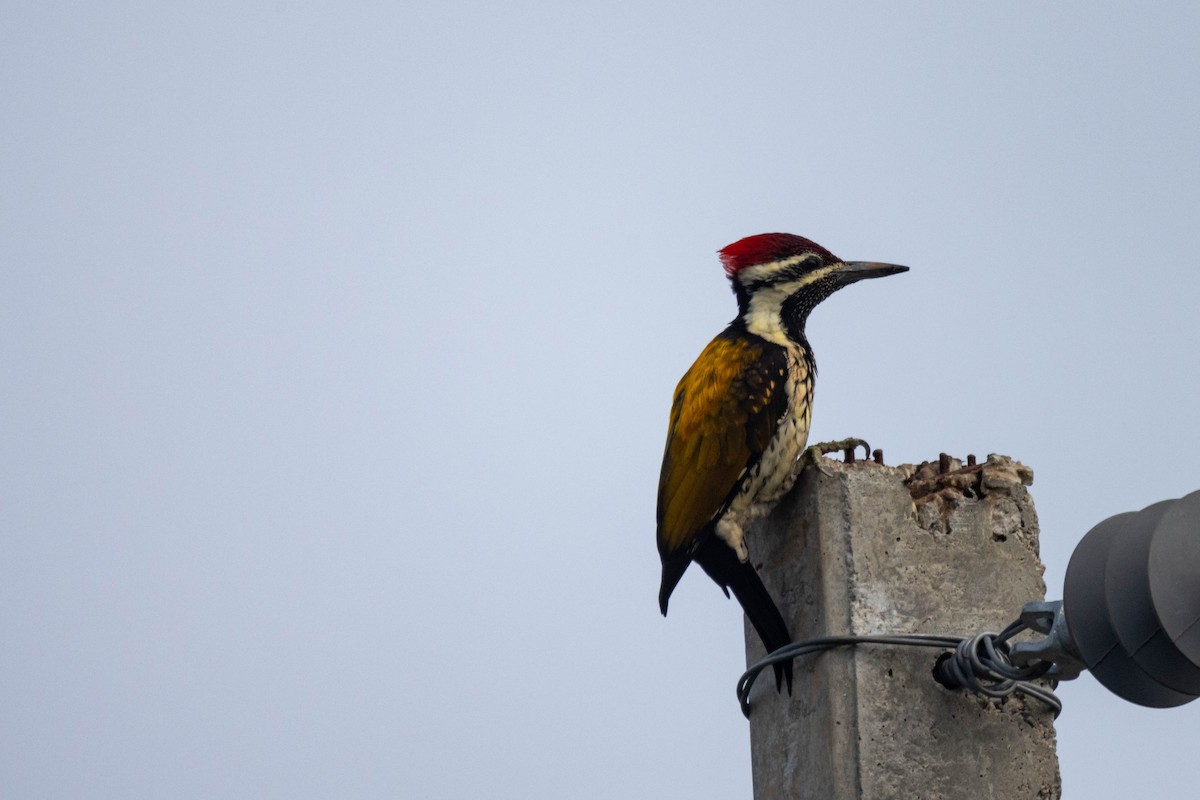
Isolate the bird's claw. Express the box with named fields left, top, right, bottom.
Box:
left=801, top=437, right=871, bottom=468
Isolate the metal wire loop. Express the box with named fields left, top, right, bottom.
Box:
left=736, top=621, right=1060, bottom=718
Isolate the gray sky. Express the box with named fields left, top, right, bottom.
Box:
left=4, top=2, right=1199, bottom=797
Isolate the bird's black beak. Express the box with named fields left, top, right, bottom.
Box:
left=835, top=261, right=910, bottom=285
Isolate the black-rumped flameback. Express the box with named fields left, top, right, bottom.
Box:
left=657, top=233, right=908, bottom=692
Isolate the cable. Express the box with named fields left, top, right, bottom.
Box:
left=736, top=620, right=1061, bottom=719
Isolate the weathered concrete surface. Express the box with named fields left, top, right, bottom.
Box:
left=743, top=454, right=1060, bottom=800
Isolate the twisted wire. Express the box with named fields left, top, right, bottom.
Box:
left=736, top=620, right=1060, bottom=719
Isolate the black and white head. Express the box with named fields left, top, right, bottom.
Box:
left=718, top=233, right=909, bottom=344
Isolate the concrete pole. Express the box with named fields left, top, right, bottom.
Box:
left=742, top=453, right=1060, bottom=800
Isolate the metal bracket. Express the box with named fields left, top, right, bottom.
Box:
left=1008, top=600, right=1087, bottom=681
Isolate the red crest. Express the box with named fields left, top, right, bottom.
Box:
left=718, top=233, right=839, bottom=278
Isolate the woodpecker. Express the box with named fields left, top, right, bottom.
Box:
left=657, top=233, right=908, bottom=692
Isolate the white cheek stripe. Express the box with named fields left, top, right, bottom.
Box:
left=794, top=264, right=838, bottom=285
left=740, top=264, right=840, bottom=345
left=736, top=257, right=842, bottom=288
left=736, top=254, right=810, bottom=284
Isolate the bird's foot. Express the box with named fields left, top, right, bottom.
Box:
left=801, top=437, right=871, bottom=468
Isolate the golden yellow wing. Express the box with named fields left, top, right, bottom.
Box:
left=656, top=328, right=787, bottom=559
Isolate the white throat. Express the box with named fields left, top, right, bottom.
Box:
left=742, top=284, right=794, bottom=346
left=738, top=262, right=838, bottom=346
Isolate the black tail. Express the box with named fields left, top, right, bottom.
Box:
left=693, top=537, right=793, bottom=693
